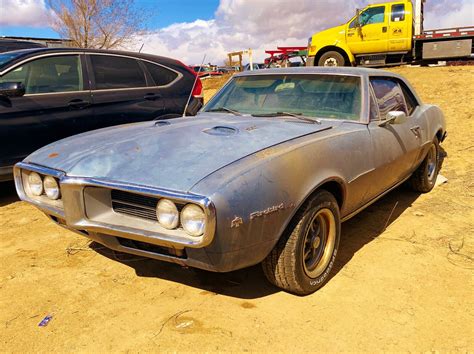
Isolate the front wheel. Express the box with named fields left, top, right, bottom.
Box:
left=262, top=190, right=341, bottom=295
left=318, top=51, right=346, bottom=66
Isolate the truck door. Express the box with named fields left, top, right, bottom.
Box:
left=388, top=2, right=411, bottom=52
left=346, top=4, right=389, bottom=54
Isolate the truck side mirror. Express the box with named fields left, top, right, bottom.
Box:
left=355, top=9, right=362, bottom=27
left=0, top=82, right=25, bottom=97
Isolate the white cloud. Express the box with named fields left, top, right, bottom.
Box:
left=424, top=0, right=474, bottom=29
left=134, top=0, right=474, bottom=65
left=0, top=0, right=53, bottom=27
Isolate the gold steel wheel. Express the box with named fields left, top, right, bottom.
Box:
left=302, top=208, right=336, bottom=278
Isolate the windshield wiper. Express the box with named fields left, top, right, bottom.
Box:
left=207, top=107, right=242, bottom=116
left=252, top=112, right=321, bottom=124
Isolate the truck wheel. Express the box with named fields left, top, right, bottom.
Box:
left=262, top=190, right=341, bottom=295
left=410, top=137, right=440, bottom=193
left=318, top=51, right=345, bottom=66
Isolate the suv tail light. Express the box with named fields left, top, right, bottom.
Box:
left=177, top=60, right=203, bottom=98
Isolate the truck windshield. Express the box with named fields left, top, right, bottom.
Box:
left=203, top=74, right=362, bottom=121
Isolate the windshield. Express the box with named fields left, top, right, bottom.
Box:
left=0, top=51, right=25, bottom=68
left=203, top=74, right=362, bottom=120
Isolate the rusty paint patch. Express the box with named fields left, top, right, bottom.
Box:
left=231, top=216, right=243, bottom=228
left=48, top=153, right=59, bottom=158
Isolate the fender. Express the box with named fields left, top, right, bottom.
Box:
left=315, top=43, right=356, bottom=66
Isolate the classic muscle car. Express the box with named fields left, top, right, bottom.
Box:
left=14, top=67, right=446, bottom=295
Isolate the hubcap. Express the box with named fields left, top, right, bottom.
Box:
left=302, top=208, right=336, bottom=278
left=323, top=57, right=338, bottom=67
left=426, top=143, right=437, bottom=183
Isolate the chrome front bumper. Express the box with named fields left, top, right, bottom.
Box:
left=14, top=162, right=216, bottom=250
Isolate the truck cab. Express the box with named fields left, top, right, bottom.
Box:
left=307, top=0, right=413, bottom=67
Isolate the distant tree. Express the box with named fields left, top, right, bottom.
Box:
left=47, top=0, right=149, bottom=49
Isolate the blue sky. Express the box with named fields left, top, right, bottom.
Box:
left=0, top=0, right=220, bottom=38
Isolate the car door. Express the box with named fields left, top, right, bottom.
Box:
left=346, top=4, right=389, bottom=54
left=388, top=2, right=411, bottom=52
left=367, top=77, right=422, bottom=196
left=87, top=54, right=165, bottom=128
left=0, top=53, right=91, bottom=168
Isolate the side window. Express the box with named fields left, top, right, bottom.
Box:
left=391, top=4, right=405, bottom=22
left=360, top=6, right=385, bottom=26
left=143, top=62, right=178, bottom=86
left=91, top=55, right=146, bottom=90
left=370, top=78, right=407, bottom=119
left=399, top=82, right=418, bottom=115
left=0, top=55, right=83, bottom=94
left=369, top=90, right=380, bottom=121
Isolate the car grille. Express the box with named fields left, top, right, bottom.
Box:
left=111, top=189, right=159, bottom=221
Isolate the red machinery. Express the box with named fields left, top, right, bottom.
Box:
left=264, top=46, right=308, bottom=67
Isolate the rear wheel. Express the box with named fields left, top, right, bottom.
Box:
left=410, top=137, right=440, bottom=193
left=318, top=51, right=346, bottom=67
left=262, top=190, right=341, bottom=295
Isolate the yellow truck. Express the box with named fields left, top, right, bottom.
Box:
left=306, top=0, right=474, bottom=67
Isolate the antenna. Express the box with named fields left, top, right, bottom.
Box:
left=182, top=54, right=206, bottom=117
left=139, top=43, right=145, bottom=53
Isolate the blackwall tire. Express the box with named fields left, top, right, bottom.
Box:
left=410, top=137, right=440, bottom=193
left=262, top=190, right=341, bottom=295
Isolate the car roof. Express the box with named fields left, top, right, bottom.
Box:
left=234, top=66, right=405, bottom=80
left=0, top=47, right=180, bottom=70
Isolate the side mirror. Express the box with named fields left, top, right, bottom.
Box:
left=355, top=9, right=361, bottom=28
left=378, top=111, right=407, bottom=126
left=0, top=82, right=25, bottom=97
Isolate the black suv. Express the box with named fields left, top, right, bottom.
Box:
left=0, top=48, right=203, bottom=181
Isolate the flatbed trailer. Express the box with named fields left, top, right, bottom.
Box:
left=306, top=0, right=474, bottom=67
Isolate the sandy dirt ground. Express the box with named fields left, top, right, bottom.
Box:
left=1, top=66, right=473, bottom=352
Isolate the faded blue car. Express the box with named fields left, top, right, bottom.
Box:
left=14, top=67, right=446, bottom=295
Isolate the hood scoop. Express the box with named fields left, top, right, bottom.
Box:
left=202, top=126, right=239, bottom=136
left=154, top=120, right=171, bottom=127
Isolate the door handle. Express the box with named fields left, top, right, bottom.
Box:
left=144, top=93, right=161, bottom=101
left=68, top=99, right=90, bottom=110
left=382, top=26, right=388, bottom=33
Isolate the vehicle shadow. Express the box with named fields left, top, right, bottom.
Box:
left=92, top=183, right=421, bottom=299
left=0, top=181, right=19, bottom=207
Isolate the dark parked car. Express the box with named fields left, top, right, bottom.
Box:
left=0, top=39, right=45, bottom=53
left=14, top=67, right=446, bottom=295
left=0, top=48, right=203, bottom=181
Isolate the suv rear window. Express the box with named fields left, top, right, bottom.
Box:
left=91, top=55, right=146, bottom=90
left=144, top=62, right=178, bottom=86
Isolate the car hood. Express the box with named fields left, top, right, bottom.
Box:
left=25, top=114, right=335, bottom=192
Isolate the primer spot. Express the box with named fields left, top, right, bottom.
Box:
left=48, top=153, right=59, bottom=158
left=241, top=302, right=256, bottom=309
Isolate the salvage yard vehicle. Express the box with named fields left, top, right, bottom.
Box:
left=306, top=0, right=474, bottom=67
left=14, top=67, right=447, bottom=295
left=0, top=48, right=203, bottom=181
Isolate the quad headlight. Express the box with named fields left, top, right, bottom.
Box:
left=28, top=172, right=43, bottom=196
left=43, top=176, right=61, bottom=200
left=156, top=199, right=179, bottom=229
left=156, top=199, right=206, bottom=237
left=181, top=204, right=206, bottom=236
